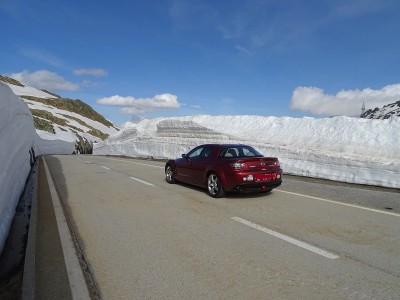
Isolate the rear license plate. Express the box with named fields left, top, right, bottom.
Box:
left=254, top=173, right=276, bottom=182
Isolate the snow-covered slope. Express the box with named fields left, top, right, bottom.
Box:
left=94, top=115, right=400, bottom=189
left=1, top=76, right=119, bottom=154
left=362, top=100, right=400, bottom=119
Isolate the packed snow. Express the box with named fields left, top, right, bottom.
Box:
left=94, top=115, right=400, bottom=189
left=0, top=82, right=40, bottom=253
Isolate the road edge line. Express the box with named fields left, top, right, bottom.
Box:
left=42, top=157, right=91, bottom=300
left=275, top=189, right=400, bottom=217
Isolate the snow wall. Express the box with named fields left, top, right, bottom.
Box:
left=0, top=83, right=75, bottom=254
left=0, top=82, right=39, bottom=254
left=93, top=116, right=400, bottom=189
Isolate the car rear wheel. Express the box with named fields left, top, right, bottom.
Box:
left=165, top=164, right=176, bottom=184
left=207, top=173, right=225, bottom=198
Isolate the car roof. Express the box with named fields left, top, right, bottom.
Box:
left=200, top=143, right=249, bottom=148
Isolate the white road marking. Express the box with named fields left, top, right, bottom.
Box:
left=85, top=161, right=92, bottom=164
left=43, top=157, right=91, bottom=299
left=130, top=161, right=164, bottom=169
left=275, top=189, right=400, bottom=217
left=231, top=217, right=339, bottom=259
left=129, top=176, right=155, bottom=186
left=100, top=166, right=110, bottom=170
left=98, top=156, right=164, bottom=169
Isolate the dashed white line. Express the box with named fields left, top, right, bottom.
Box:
left=99, top=157, right=164, bottom=169
left=275, top=189, right=400, bottom=217
left=231, top=217, right=339, bottom=259
left=79, top=157, right=157, bottom=185
left=129, top=176, right=155, bottom=186
left=130, top=161, right=164, bottom=169
left=85, top=161, right=92, bottom=164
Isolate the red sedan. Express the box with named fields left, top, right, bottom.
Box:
left=165, top=144, right=282, bottom=198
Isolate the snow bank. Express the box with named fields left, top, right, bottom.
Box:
left=0, top=82, right=88, bottom=253
left=0, top=82, right=39, bottom=253
left=94, top=115, right=400, bottom=189
left=35, top=129, right=76, bottom=155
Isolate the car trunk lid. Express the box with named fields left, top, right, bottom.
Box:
left=239, top=157, right=279, bottom=172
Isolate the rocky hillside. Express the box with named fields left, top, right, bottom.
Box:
left=0, top=75, right=118, bottom=153
left=361, top=100, right=400, bottom=120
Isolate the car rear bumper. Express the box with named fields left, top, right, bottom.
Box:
left=223, top=171, right=282, bottom=192
left=233, top=180, right=282, bottom=192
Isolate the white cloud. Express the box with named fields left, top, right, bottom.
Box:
left=73, top=68, right=108, bottom=77
left=9, top=70, right=79, bottom=92
left=97, top=93, right=181, bottom=115
left=290, top=84, right=400, bottom=116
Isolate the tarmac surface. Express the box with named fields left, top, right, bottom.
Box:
left=1, top=154, right=399, bottom=299
left=0, top=157, right=92, bottom=299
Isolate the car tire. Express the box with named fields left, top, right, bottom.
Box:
left=207, top=173, right=225, bottom=198
left=165, top=164, right=176, bottom=184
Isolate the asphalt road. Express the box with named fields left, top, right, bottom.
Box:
left=44, top=155, right=400, bottom=300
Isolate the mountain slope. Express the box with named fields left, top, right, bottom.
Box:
left=361, top=100, right=400, bottom=119
left=0, top=75, right=118, bottom=153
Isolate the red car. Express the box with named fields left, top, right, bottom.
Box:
left=165, top=144, right=282, bottom=198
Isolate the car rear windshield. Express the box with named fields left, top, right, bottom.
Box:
left=219, top=146, right=264, bottom=158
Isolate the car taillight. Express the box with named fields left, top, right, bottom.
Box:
left=274, top=160, right=280, bottom=168
left=231, top=162, right=248, bottom=170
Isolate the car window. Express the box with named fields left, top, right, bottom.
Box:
left=220, top=146, right=263, bottom=158
left=226, top=148, right=238, bottom=157
left=242, top=148, right=256, bottom=157
left=220, top=148, right=239, bottom=158
left=241, top=146, right=263, bottom=157
left=187, top=147, right=204, bottom=158
left=200, top=147, right=212, bottom=158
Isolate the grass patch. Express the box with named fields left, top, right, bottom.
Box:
left=0, top=75, right=24, bottom=87
left=33, top=117, right=54, bottom=133
left=31, top=109, right=68, bottom=127
left=87, top=129, right=109, bottom=140
left=22, top=96, right=116, bottom=129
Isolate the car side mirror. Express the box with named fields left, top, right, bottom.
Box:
left=182, top=154, right=187, bottom=159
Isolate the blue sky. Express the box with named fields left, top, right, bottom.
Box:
left=1, top=0, right=400, bottom=125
